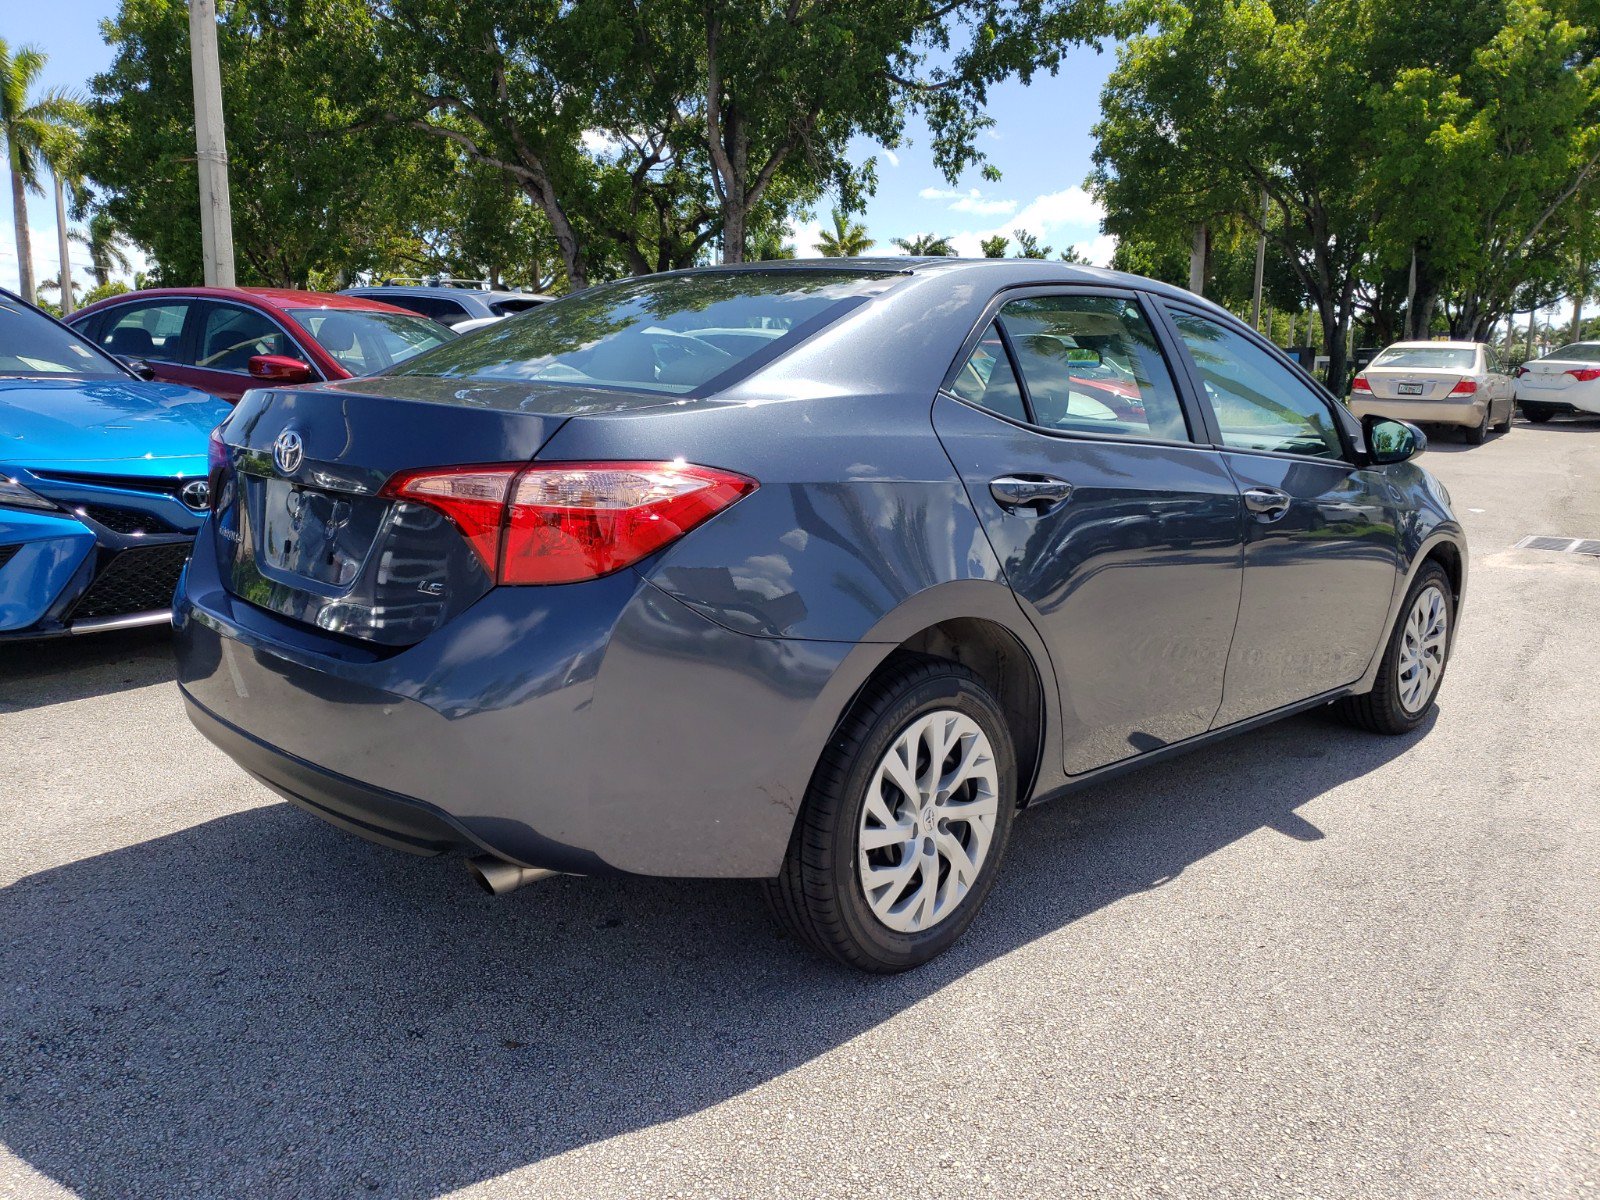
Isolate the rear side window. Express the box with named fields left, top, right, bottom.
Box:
left=389, top=270, right=898, bottom=395
left=1168, top=308, right=1344, bottom=460
left=99, top=302, right=193, bottom=363
left=989, top=295, right=1191, bottom=442
left=949, top=323, right=1027, bottom=422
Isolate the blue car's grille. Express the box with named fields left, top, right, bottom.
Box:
left=66, top=544, right=190, bottom=621
left=74, top=503, right=180, bottom=536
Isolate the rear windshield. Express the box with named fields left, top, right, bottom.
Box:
left=0, top=297, right=126, bottom=379
left=1548, top=343, right=1600, bottom=363
left=388, top=269, right=898, bottom=395
left=1371, top=346, right=1477, bottom=370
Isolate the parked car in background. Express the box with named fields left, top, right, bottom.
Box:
left=1348, top=340, right=1515, bottom=443
left=179, top=259, right=1466, bottom=973
left=1514, top=342, right=1600, bottom=423
left=340, top=282, right=554, bottom=330
left=67, top=288, right=457, bottom=403
left=0, top=289, right=230, bottom=639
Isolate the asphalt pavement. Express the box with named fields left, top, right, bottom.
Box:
left=1, top=415, right=1597, bottom=1199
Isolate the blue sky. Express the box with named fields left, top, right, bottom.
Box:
left=1, top=1, right=1119, bottom=293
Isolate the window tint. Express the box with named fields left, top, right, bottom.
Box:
left=99, top=302, right=192, bottom=363
left=998, top=296, right=1190, bottom=441
left=949, top=323, right=1027, bottom=422
left=290, top=309, right=455, bottom=374
left=489, top=297, right=546, bottom=316
left=0, top=297, right=125, bottom=378
left=383, top=295, right=472, bottom=326
left=1550, top=342, right=1600, bottom=363
left=1169, top=309, right=1344, bottom=460
left=388, top=270, right=897, bottom=395
left=197, top=305, right=291, bottom=373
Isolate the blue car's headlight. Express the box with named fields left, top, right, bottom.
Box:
left=0, top=475, right=60, bottom=512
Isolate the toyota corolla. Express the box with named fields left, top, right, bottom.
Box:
left=177, top=259, right=1466, bottom=972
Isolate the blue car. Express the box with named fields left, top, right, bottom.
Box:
left=0, top=290, right=231, bottom=639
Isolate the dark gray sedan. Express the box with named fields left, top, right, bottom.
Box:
left=177, top=259, right=1466, bottom=972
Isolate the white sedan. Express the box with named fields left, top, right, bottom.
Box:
left=1348, top=340, right=1516, bottom=444
left=1515, top=342, right=1600, bottom=423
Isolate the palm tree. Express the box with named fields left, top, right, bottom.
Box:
left=72, top=212, right=134, bottom=288
left=1, top=40, right=85, bottom=305
left=891, top=233, right=955, bottom=257
left=815, top=209, right=874, bottom=258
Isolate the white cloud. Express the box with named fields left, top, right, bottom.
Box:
left=919, top=186, right=1017, bottom=217
left=786, top=216, right=826, bottom=258
left=943, top=186, right=1112, bottom=264
left=883, top=149, right=900, bottom=168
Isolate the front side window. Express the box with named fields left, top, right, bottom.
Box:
left=1169, top=309, right=1344, bottom=460
left=99, top=302, right=193, bottom=363
left=290, top=309, right=455, bottom=375
left=998, top=295, right=1191, bottom=441
left=0, top=298, right=126, bottom=378
left=197, top=306, right=291, bottom=373
left=388, top=269, right=898, bottom=396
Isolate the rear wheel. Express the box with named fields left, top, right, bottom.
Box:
left=1464, top=407, right=1489, bottom=444
left=1334, top=562, right=1453, bottom=735
left=1495, top=402, right=1514, bottom=433
left=766, top=656, right=1016, bottom=973
left=1522, top=402, right=1554, bottom=424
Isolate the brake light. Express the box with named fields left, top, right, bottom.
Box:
left=1351, top=375, right=1371, bottom=393
left=1448, top=380, right=1478, bottom=396
left=1515, top=366, right=1528, bottom=378
left=207, top=426, right=231, bottom=512
left=382, top=461, right=757, bottom=585
left=1566, top=367, right=1600, bottom=382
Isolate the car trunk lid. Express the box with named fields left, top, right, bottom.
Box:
left=211, top=377, right=675, bottom=645
left=1362, top=367, right=1470, bottom=400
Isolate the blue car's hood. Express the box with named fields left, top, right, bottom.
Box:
left=0, top=377, right=230, bottom=470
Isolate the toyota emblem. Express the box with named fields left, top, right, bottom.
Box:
left=179, top=479, right=211, bottom=511
left=273, top=429, right=304, bottom=475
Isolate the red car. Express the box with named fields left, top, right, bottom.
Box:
left=67, top=288, right=457, bottom=403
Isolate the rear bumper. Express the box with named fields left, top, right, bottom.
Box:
left=1348, top=397, right=1486, bottom=428
left=174, top=527, right=868, bottom=878
left=1514, top=391, right=1600, bottom=415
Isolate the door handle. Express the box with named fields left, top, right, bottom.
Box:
left=990, top=475, right=1074, bottom=514
left=1242, top=486, right=1292, bottom=521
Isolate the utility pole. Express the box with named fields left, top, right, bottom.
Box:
left=1250, top=190, right=1268, bottom=330
left=52, top=170, right=74, bottom=315
left=1525, top=304, right=1537, bottom=360
left=1404, top=247, right=1417, bottom=340
left=188, top=0, right=236, bottom=287
left=1188, top=224, right=1206, bottom=296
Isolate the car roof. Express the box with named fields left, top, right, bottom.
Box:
left=343, top=285, right=552, bottom=302
left=76, top=286, right=420, bottom=317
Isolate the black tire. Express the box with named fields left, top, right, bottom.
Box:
left=1523, top=402, right=1554, bottom=424
left=1463, top=407, right=1488, bottom=444
left=1334, top=561, right=1454, bottom=735
left=765, top=655, right=1017, bottom=973
left=1495, top=403, right=1513, bottom=433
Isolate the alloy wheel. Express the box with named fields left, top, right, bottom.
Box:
left=857, top=710, right=1000, bottom=933
left=1397, top=584, right=1449, bottom=713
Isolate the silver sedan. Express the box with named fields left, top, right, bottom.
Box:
left=1349, top=340, right=1516, bottom=444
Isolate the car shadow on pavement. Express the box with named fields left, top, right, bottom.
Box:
left=0, top=628, right=175, bottom=711
left=0, top=708, right=1432, bottom=1197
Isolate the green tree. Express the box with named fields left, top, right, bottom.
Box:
left=1, top=40, right=84, bottom=304
left=815, top=208, right=874, bottom=257
left=86, top=0, right=440, bottom=287
left=1011, top=229, right=1053, bottom=258
left=980, top=235, right=1009, bottom=258
left=892, top=232, right=955, bottom=256
left=70, top=211, right=135, bottom=287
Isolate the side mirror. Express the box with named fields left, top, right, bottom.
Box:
left=1363, top=415, right=1426, bottom=465
left=121, top=357, right=156, bottom=381
left=248, top=354, right=314, bottom=384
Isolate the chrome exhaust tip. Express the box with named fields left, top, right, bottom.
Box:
left=466, top=855, right=558, bottom=896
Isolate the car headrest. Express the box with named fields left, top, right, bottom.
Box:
left=315, top=315, right=360, bottom=353
left=105, top=326, right=156, bottom=358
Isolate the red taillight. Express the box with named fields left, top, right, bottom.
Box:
left=382, top=461, right=757, bottom=585
left=1351, top=375, right=1371, bottom=393
left=1515, top=366, right=1528, bottom=378
left=1566, top=367, right=1600, bottom=382
left=207, top=426, right=230, bottom=511
left=1448, top=379, right=1478, bottom=396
